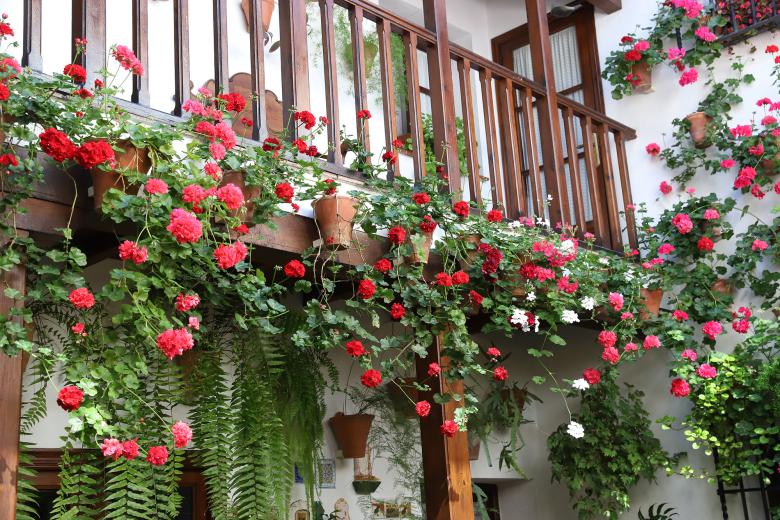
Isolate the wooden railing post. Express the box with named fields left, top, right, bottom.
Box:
left=416, top=334, right=474, bottom=520
left=526, top=0, right=568, bottom=227
left=422, top=0, right=461, bottom=193
left=0, top=236, right=27, bottom=520
left=22, top=0, right=43, bottom=71
left=279, top=0, right=310, bottom=137
left=71, top=0, right=107, bottom=86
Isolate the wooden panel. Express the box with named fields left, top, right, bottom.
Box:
left=377, top=18, right=397, bottom=179
left=526, top=0, right=567, bottom=226
left=580, top=116, right=609, bottom=244
left=248, top=0, right=268, bottom=140
left=416, top=335, right=474, bottom=520
left=350, top=6, right=370, bottom=152
left=614, top=131, right=637, bottom=248
left=457, top=59, right=481, bottom=205
left=519, top=87, right=543, bottom=215
left=279, top=0, right=311, bottom=136
left=320, top=0, right=342, bottom=165
left=562, top=107, right=587, bottom=233
left=0, top=236, right=27, bottom=520
left=71, top=0, right=107, bottom=86
left=212, top=0, right=229, bottom=94
left=585, top=0, right=622, bottom=14
left=404, top=31, right=426, bottom=182
left=173, top=0, right=190, bottom=116
left=596, top=124, right=622, bottom=249
left=423, top=0, right=461, bottom=194
left=478, top=69, right=503, bottom=208
left=131, top=0, right=150, bottom=106
left=22, top=0, right=43, bottom=70
left=495, top=78, right=524, bottom=218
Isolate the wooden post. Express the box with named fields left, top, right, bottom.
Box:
left=131, top=0, right=150, bottom=106
left=0, top=236, right=27, bottom=520
left=422, top=0, right=462, bottom=194
left=526, top=0, right=568, bottom=226
left=279, top=0, right=310, bottom=136
left=22, top=0, right=43, bottom=71
left=416, top=335, right=474, bottom=520
left=71, top=0, right=107, bottom=86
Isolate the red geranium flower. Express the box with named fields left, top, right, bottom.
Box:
left=427, top=362, right=441, bottom=376
left=118, top=240, right=148, bottom=264
left=374, top=258, right=392, bottom=273
left=360, top=368, right=382, bottom=388
left=172, top=421, right=193, bottom=449
left=415, top=400, right=431, bottom=418
left=167, top=208, right=203, bottom=243
left=218, top=92, right=246, bottom=112
left=697, top=236, right=714, bottom=252
left=493, top=366, right=508, bottom=381
left=390, top=303, right=405, bottom=320
left=419, top=215, right=437, bottom=233
left=345, top=340, right=366, bottom=357
left=440, top=420, right=459, bottom=437
left=69, top=288, right=95, bottom=309
left=146, top=446, right=169, bottom=466
left=74, top=140, right=115, bottom=169
left=412, top=192, right=430, bottom=205
left=39, top=128, right=77, bottom=162
left=57, top=385, right=84, bottom=411
left=388, top=226, right=406, bottom=245
left=357, top=109, right=372, bottom=119
left=63, top=63, right=87, bottom=84
left=452, top=201, right=469, bottom=217
left=670, top=378, right=690, bottom=398
left=275, top=182, right=294, bottom=203
left=583, top=368, right=601, bottom=385
left=357, top=279, right=376, bottom=299
left=435, top=273, right=453, bottom=287
left=486, top=209, right=503, bottom=222
left=213, top=241, right=248, bottom=269
left=452, top=271, right=469, bottom=285
left=284, top=259, right=306, bottom=278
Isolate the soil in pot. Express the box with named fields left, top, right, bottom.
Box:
left=686, top=112, right=713, bottom=149
left=631, top=61, right=653, bottom=94
left=220, top=170, right=261, bottom=222
left=328, top=412, right=374, bottom=458
left=313, top=196, right=358, bottom=249
left=639, top=288, right=663, bottom=319
left=90, top=141, right=151, bottom=212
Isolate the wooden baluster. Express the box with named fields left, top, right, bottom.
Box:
left=478, top=69, right=503, bottom=208
left=173, top=0, right=190, bottom=116
left=404, top=31, right=425, bottom=182
left=519, top=87, right=543, bottom=216
left=377, top=18, right=397, bottom=179
left=423, top=0, right=461, bottom=194
left=526, top=0, right=567, bottom=226
left=22, top=0, right=43, bottom=70
left=131, top=0, right=150, bottom=106
left=212, top=0, right=229, bottom=94
left=248, top=0, right=267, bottom=140
left=496, top=78, right=523, bottom=218
left=279, top=0, right=311, bottom=136
left=580, top=116, right=609, bottom=246
left=319, top=0, right=341, bottom=164
left=416, top=335, right=474, bottom=520
left=614, top=130, right=638, bottom=249
left=350, top=6, right=370, bottom=152
left=72, top=0, right=107, bottom=86
left=0, top=235, right=27, bottom=520
left=562, top=108, right=587, bottom=234
left=596, top=124, right=622, bottom=249
left=457, top=58, right=482, bottom=205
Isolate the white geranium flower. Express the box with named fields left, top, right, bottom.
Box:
left=625, top=269, right=636, bottom=282
left=599, top=257, right=610, bottom=266
left=509, top=308, right=539, bottom=333
left=581, top=296, right=596, bottom=310
left=561, top=309, right=579, bottom=324
left=508, top=220, right=521, bottom=229
left=572, top=378, right=590, bottom=391
left=527, top=291, right=536, bottom=302
left=567, top=421, right=585, bottom=439
left=559, top=239, right=576, bottom=257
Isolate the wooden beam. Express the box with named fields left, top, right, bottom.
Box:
left=0, top=234, right=27, bottom=520
left=526, top=0, right=568, bottom=226
left=585, top=0, right=622, bottom=14
left=279, top=0, right=311, bottom=136
left=416, top=335, right=474, bottom=520
left=422, top=0, right=462, bottom=194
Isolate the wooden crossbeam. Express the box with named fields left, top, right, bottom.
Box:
left=585, top=0, right=622, bottom=14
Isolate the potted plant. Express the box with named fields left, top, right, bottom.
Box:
left=602, top=33, right=665, bottom=99
left=352, top=451, right=381, bottom=494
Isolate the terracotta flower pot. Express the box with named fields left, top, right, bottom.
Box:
left=312, top=196, right=358, bottom=249
left=760, top=136, right=780, bottom=177
left=328, top=412, right=374, bottom=458
left=631, top=61, right=653, bottom=94
left=90, top=140, right=151, bottom=212
left=458, top=234, right=482, bottom=271
left=639, top=288, right=663, bottom=319
left=405, top=232, right=433, bottom=264
left=711, top=278, right=734, bottom=296
left=686, top=112, right=713, bottom=149
left=468, top=434, right=481, bottom=461
left=220, top=170, right=261, bottom=222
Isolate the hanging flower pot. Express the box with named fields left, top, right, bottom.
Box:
left=760, top=136, right=780, bottom=177
left=639, top=288, right=663, bottom=319
left=312, top=196, right=358, bottom=249
left=220, top=170, right=261, bottom=222
left=90, top=140, right=151, bottom=212
left=404, top=231, right=433, bottom=265
left=352, top=478, right=381, bottom=495
left=328, top=412, right=374, bottom=458
left=468, top=433, right=481, bottom=461
left=458, top=233, right=482, bottom=271
left=685, top=112, right=712, bottom=149
left=630, top=61, right=653, bottom=94
left=711, top=278, right=734, bottom=296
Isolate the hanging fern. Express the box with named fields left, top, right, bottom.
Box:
left=51, top=445, right=103, bottom=520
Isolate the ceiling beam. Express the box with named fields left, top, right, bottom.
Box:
left=585, top=0, right=622, bottom=14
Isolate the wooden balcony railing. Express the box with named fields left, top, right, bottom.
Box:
left=17, top=0, right=637, bottom=251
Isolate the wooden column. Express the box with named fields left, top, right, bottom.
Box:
left=416, top=335, right=474, bottom=520
left=526, top=0, right=568, bottom=226
left=71, top=0, right=107, bottom=86
left=248, top=0, right=268, bottom=140
left=279, top=0, right=310, bottom=136
left=0, top=238, right=27, bottom=520
left=131, top=0, right=150, bottom=105
left=422, top=0, right=462, bottom=194
left=22, top=0, right=43, bottom=71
